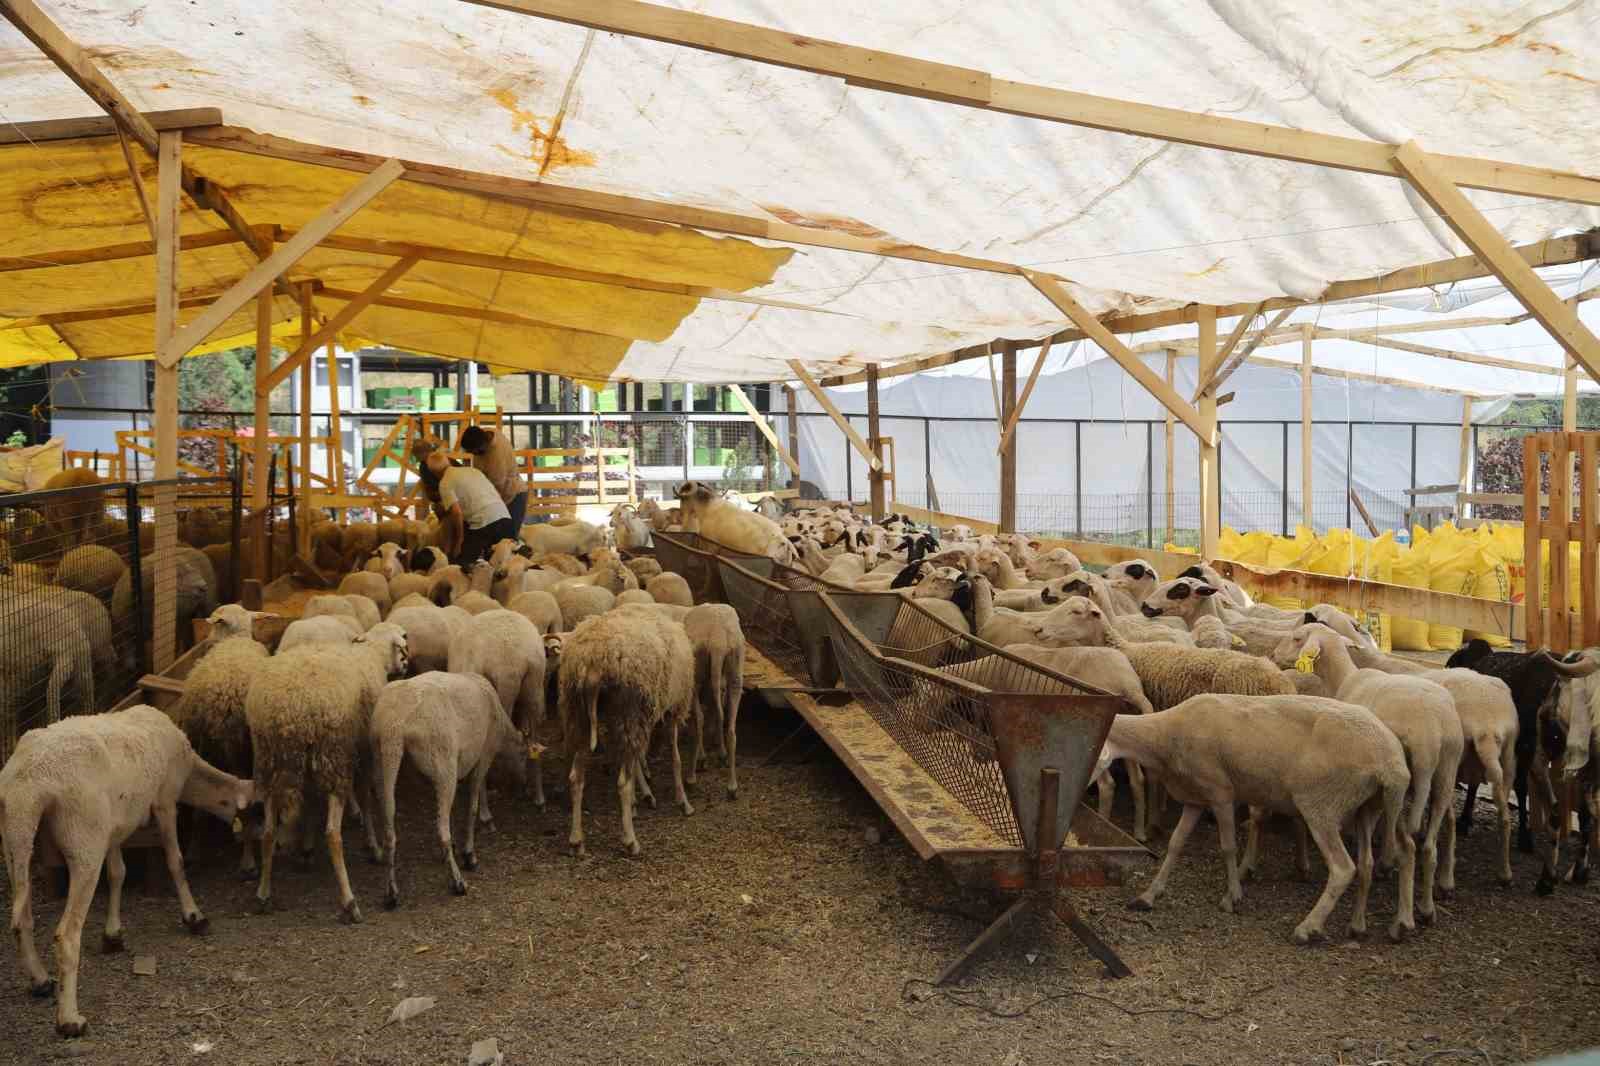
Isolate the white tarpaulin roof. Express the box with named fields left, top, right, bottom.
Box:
left=1, top=0, right=1598, bottom=384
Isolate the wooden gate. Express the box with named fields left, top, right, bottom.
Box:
left=1522, top=432, right=1600, bottom=652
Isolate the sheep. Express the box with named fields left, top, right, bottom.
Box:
left=0, top=705, right=254, bottom=1037
left=1541, top=651, right=1600, bottom=888
left=646, top=571, right=694, bottom=607
left=386, top=603, right=468, bottom=673
left=1175, top=562, right=1253, bottom=610
left=973, top=547, right=1039, bottom=590
left=1096, top=693, right=1407, bottom=943
left=388, top=570, right=432, bottom=605
left=615, top=589, right=656, bottom=608
left=557, top=608, right=696, bottom=855
left=337, top=570, right=393, bottom=618
left=448, top=609, right=548, bottom=805
left=362, top=541, right=408, bottom=581
left=625, top=556, right=663, bottom=583
left=54, top=544, right=126, bottom=603
left=244, top=623, right=410, bottom=922
left=306, top=520, right=344, bottom=571
left=675, top=481, right=796, bottom=566
left=304, top=593, right=381, bottom=632
left=339, top=521, right=380, bottom=573
left=1055, top=571, right=1192, bottom=643
left=173, top=606, right=274, bottom=877
left=553, top=558, right=637, bottom=596
left=1347, top=643, right=1519, bottom=890
left=488, top=538, right=523, bottom=569
left=1189, top=614, right=1239, bottom=651
left=681, top=603, right=745, bottom=797
left=611, top=504, right=652, bottom=551
left=491, top=556, right=535, bottom=605
left=372, top=671, right=525, bottom=907
left=0, top=594, right=95, bottom=728
left=557, top=584, right=616, bottom=629
left=1139, top=577, right=1374, bottom=656
left=277, top=614, right=364, bottom=652
left=377, top=517, right=410, bottom=551
left=428, top=564, right=470, bottom=606
left=1103, top=559, right=1160, bottom=608
left=392, top=592, right=433, bottom=612
left=1273, top=623, right=1462, bottom=931
left=533, top=552, right=588, bottom=577
left=992, top=576, right=1075, bottom=612
left=411, top=545, right=449, bottom=575
left=1023, top=546, right=1081, bottom=581
left=521, top=516, right=607, bottom=558
left=507, top=589, right=563, bottom=635
left=111, top=545, right=217, bottom=654
left=453, top=591, right=502, bottom=615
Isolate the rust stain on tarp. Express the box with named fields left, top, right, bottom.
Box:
left=489, top=88, right=595, bottom=172
left=760, top=206, right=891, bottom=240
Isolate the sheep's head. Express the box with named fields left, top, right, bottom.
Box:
left=1036, top=596, right=1110, bottom=647
left=1035, top=576, right=1074, bottom=606
left=206, top=603, right=272, bottom=642
left=1269, top=622, right=1348, bottom=671
left=468, top=559, right=496, bottom=593
left=1303, top=605, right=1378, bottom=650
left=1025, top=547, right=1081, bottom=580
left=411, top=546, right=446, bottom=574
left=1140, top=577, right=1218, bottom=621
left=356, top=622, right=411, bottom=678
left=889, top=559, right=926, bottom=589
left=1105, top=559, right=1159, bottom=598
left=542, top=632, right=566, bottom=675
left=181, top=768, right=258, bottom=824
left=973, top=547, right=1011, bottom=584
left=372, top=541, right=406, bottom=579
left=911, top=565, right=967, bottom=602
left=1539, top=650, right=1600, bottom=774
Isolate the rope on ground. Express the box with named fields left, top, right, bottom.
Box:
left=900, top=977, right=1272, bottom=1022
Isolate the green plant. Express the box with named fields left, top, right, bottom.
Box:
left=4, top=429, right=25, bottom=448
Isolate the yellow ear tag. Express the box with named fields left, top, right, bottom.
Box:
left=1295, top=647, right=1320, bottom=674
left=527, top=742, right=547, bottom=760
left=231, top=817, right=243, bottom=834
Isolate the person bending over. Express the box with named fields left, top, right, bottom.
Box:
left=459, top=425, right=529, bottom=531
left=424, top=449, right=513, bottom=564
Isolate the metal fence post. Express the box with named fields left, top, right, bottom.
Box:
left=228, top=443, right=243, bottom=602
left=1074, top=421, right=1083, bottom=539
left=1280, top=422, right=1289, bottom=536
left=1145, top=421, right=1154, bottom=548
left=124, top=482, right=148, bottom=679
left=1345, top=421, right=1354, bottom=529
left=681, top=414, right=691, bottom=487
left=845, top=416, right=854, bottom=504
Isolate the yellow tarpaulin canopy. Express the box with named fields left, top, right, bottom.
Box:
left=0, top=135, right=793, bottom=379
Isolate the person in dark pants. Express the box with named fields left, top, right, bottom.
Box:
left=424, top=450, right=514, bottom=565
left=459, top=425, right=529, bottom=533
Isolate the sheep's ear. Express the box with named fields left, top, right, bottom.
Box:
left=1126, top=563, right=1147, bottom=579
left=1166, top=583, right=1192, bottom=599
left=1303, top=611, right=1319, bottom=624
left=1194, top=585, right=1220, bottom=597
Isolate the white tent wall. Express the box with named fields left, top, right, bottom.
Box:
left=794, top=353, right=1472, bottom=543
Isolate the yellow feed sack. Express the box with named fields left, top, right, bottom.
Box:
left=1430, top=545, right=1513, bottom=650
left=1390, top=548, right=1434, bottom=652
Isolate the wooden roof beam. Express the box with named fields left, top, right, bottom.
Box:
left=0, top=107, right=223, bottom=147
left=468, top=0, right=1600, bottom=206
left=1350, top=334, right=1565, bottom=377
left=0, top=228, right=272, bottom=273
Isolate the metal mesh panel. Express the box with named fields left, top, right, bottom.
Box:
left=715, top=555, right=843, bottom=686
left=651, top=530, right=726, bottom=603
left=0, top=480, right=149, bottom=764
left=818, top=593, right=1113, bottom=846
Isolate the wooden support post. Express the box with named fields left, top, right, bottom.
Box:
left=785, top=385, right=800, bottom=486
left=867, top=364, right=886, bottom=521
left=998, top=343, right=1016, bottom=533
left=998, top=337, right=1051, bottom=457
left=252, top=236, right=274, bottom=582
left=1164, top=348, right=1175, bottom=545
left=1196, top=307, right=1220, bottom=559
left=1565, top=359, right=1578, bottom=486
left=727, top=383, right=800, bottom=479
left=1458, top=395, right=1473, bottom=516
left=327, top=338, right=344, bottom=499
left=151, top=130, right=181, bottom=672
left=1582, top=435, right=1599, bottom=648
left=1524, top=438, right=1544, bottom=650
left=787, top=360, right=881, bottom=471
left=1302, top=326, right=1314, bottom=528
left=297, top=285, right=314, bottom=557
left=1551, top=432, right=1572, bottom=653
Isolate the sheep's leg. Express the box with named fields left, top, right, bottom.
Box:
left=238, top=819, right=259, bottom=881
left=153, top=803, right=207, bottom=934
left=670, top=719, right=694, bottom=817
left=433, top=759, right=467, bottom=895
left=1567, top=788, right=1594, bottom=884
left=632, top=756, right=657, bottom=808
left=1240, top=807, right=1263, bottom=882
left=1489, top=739, right=1514, bottom=887
left=1347, top=809, right=1373, bottom=940
left=380, top=745, right=404, bottom=910
left=1439, top=789, right=1458, bottom=899
left=463, top=760, right=492, bottom=877
left=1294, top=818, right=1356, bottom=946
left=1418, top=765, right=1455, bottom=925
left=1513, top=750, right=1533, bottom=853
left=724, top=661, right=742, bottom=800
left=568, top=751, right=588, bottom=857
left=1535, top=754, right=1562, bottom=895
left=256, top=795, right=277, bottom=913
left=1127, top=761, right=1147, bottom=844
left=359, top=767, right=385, bottom=864
left=1094, top=770, right=1116, bottom=821
left=101, top=847, right=126, bottom=953
left=1213, top=802, right=1244, bottom=914
left=53, top=843, right=106, bottom=1038
left=618, top=760, right=641, bottom=857
left=1458, top=777, right=1480, bottom=836
left=1131, top=804, right=1200, bottom=911
left=5, top=816, right=51, bottom=996
left=324, top=794, right=362, bottom=924
left=1293, top=818, right=1312, bottom=881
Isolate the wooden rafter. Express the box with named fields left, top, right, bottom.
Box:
left=317, top=286, right=624, bottom=340
left=157, top=159, right=404, bottom=366
left=727, top=384, right=801, bottom=477
left=465, top=0, right=1600, bottom=206
left=1191, top=303, right=1262, bottom=397
left=0, top=229, right=265, bottom=274
left=1021, top=269, right=1209, bottom=439
left=787, top=360, right=881, bottom=471
left=996, top=336, right=1052, bottom=456
left=1351, top=334, right=1564, bottom=377
left=0, top=106, right=222, bottom=147
left=1392, top=142, right=1600, bottom=384
left=1198, top=307, right=1295, bottom=399
left=260, top=256, right=419, bottom=393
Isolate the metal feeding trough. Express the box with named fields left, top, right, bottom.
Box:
left=715, top=554, right=847, bottom=688
left=650, top=531, right=727, bottom=603
left=816, top=592, right=1149, bottom=982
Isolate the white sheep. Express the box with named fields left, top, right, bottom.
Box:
left=675, top=481, right=796, bottom=566
left=411, top=545, right=449, bottom=574
left=1273, top=623, right=1463, bottom=933
left=646, top=571, right=694, bottom=607
left=557, top=584, right=616, bottom=629
left=454, top=590, right=504, bottom=615
left=304, top=593, right=380, bottom=632
left=0, top=705, right=254, bottom=1038
left=507, top=589, right=563, bottom=635
left=362, top=541, right=407, bottom=581
left=244, top=623, right=410, bottom=922
left=372, top=671, right=524, bottom=907
left=1095, top=693, right=1407, bottom=944
left=1102, top=559, right=1160, bottom=608
left=992, top=576, right=1075, bottom=612
left=611, top=504, right=652, bottom=551
left=557, top=609, right=696, bottom=855
left=448, top=608, right=548, bottom=804
left=520, top=515, right=607, bottom=558
left=111, top=545, right=216, bottom=654
left=391, top=592, right=434, bottom=612
left=388, top=602, right=470, bottom=673
left=1023, top=546, right=1081, bottom=581
left=277, top=614, right=364, bottom=652
left=54, top=544, right=126, bottom=603
left=614, top=588, right=657, bottom=608
left=0, top=594, right=95, bottom=728
left=388, top=570, right=432, bottom=605
left=681, top=603, right=745, bottom=798
left=625, top=556, right=663, bottom=584
left=337, top=570, right=393, bottom=617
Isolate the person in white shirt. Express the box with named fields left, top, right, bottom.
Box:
left=424, top=450, right=513, bottom=564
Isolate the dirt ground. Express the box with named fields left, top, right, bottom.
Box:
left=3, top=701, right=1598, bottom=1066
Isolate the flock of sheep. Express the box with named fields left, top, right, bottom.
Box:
left=756, top=502, right=1600, bottom=946
left=0, top=489, right=754, bottom=1039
